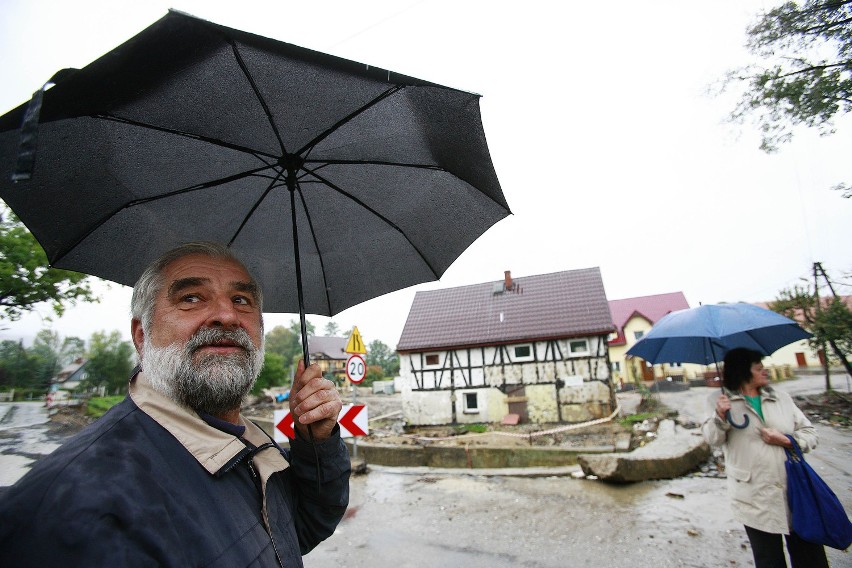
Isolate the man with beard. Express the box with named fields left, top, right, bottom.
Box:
left=0, top=242, right=350, bottom=567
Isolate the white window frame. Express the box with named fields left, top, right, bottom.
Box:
left=512, top=344, right=534, bottom=361
left=633, top=330, right=645, bottom=341
left=462, top=391, right=480, bottom=414
left=568, top=339, right=590, bottom=357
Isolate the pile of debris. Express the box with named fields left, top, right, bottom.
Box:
left=794, top=390, right=851, bottom=429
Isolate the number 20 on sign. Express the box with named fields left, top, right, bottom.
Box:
left=346, top=354, right=366, bottom=384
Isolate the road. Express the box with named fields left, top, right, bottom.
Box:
left=1, top=375, right=849, bottom=567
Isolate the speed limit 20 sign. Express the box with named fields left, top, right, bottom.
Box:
left=346, top=354, right=366, bottom=384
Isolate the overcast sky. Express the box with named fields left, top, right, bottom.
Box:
left=1, top=0, right=850, bottom=349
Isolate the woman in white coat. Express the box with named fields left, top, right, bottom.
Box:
left=702, top=348, right=827, bottom=568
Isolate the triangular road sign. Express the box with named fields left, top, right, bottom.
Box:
left=345, top=326, right=367, bottom=354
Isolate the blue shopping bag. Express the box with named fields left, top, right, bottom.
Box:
left=785, top=435, right=852, bottom=550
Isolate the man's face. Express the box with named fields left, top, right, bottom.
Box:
left=132, top=254, right=265, bottom=417
left=144, top=253, right=263, bottom=352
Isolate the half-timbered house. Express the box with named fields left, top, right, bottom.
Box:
left=396, top=268, right=616, bottom=426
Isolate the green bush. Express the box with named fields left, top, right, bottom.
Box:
left=86, top=396, right=124, bottom=418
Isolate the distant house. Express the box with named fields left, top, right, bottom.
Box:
left=607, top=292, right=704, bottom=384
left=308, top=336, right=349, bottom=381
left=396, top=268, right=616, bottom=426
left=50, top=358, right=89, bottom=392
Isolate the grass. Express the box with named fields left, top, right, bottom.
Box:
left=86, top=396, right=124, bottom=418
left=618, top=412, right=662, bottom=428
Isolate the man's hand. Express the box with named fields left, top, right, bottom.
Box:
left=288, top=360, right=342, bottom=441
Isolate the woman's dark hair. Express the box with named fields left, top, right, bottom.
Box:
left=722, top=348, right=763, bottom=391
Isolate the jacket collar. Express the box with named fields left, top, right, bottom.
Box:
left=129, top=372, right=288, bottom=477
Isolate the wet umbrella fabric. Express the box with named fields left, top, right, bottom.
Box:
left=626, top=303, right=811, bottom=428
left=626, top=303, right=812, bottom=366
left=0, top=11, right=510, bottom=343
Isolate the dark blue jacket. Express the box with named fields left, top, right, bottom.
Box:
left=0, top=380, right=349, bottom=567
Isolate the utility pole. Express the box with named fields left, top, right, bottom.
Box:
left=812, top=262, right=852, bottom=389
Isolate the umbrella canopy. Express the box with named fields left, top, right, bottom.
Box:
left=0, top=11, right=510, bottom=327
left=626, top=303, right=812, bottom=366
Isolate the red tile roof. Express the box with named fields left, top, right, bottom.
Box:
left=396, top=267, right=614, bottom=352
left=607, top=292, right=690, bottom=346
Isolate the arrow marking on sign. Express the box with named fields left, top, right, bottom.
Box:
left=339, top=405, right=367, bottom=437
left=276, top=412, right=295, bottom=440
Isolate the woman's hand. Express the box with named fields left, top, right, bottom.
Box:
left=758, top=427, right=792, bottom=448
left=715, top=394, right=731, bottom=421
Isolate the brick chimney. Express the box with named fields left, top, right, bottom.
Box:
left=504, top=270, right=512, bottom=291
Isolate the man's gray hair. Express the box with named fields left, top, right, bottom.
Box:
left=130, top=242, right=263, bottom=332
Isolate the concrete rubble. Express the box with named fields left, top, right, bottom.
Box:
left=577, top=419, right=711, bottom=482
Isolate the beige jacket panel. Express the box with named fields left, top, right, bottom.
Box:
left=701, top=385, right=817, bottom=534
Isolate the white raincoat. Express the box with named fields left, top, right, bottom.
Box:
left=702, top=385, right=817, bottom=534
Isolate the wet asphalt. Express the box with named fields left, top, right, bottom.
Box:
left=1, top=375, right=850, bottom=567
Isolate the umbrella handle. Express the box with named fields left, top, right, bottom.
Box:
left=725, top=410, right=750, bottom=429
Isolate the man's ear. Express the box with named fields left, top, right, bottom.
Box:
left=131, top=319, right=145, bottom=355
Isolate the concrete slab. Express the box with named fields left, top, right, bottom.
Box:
left=577, top=419, right=710, bottom=483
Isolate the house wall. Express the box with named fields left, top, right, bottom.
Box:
left=399, top=335, right=613, bottom=425
left=611, top=315, right=704, bottom=384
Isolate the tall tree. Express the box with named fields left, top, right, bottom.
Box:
left=0, top=339, right=38, bottom=390
left=287, top=319, right=316, bottom=342
left=253, top=351, right=288, bottom=394
left=323, top=321, right=341, bottom=336
left=84, top=331, right=134, bottom=395
left=366, top=339, right=400, bottom=378
left=264, top=325, right=302, bottom=370
left=770, top=284, right=852, bottom=389
left=0, top=208, right=98, bottom=321
left=60, top=336, right=87, bottom=366
left=29, top=330, right=63, bottom=392
left=726, top=1, right=851, bottom=193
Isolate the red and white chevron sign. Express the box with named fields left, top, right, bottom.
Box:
left=338, top=404, right=368, bottom=438
left=273, top=404, right=368, bottom=442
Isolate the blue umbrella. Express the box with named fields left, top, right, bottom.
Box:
left=626, top=303, right=812, bottom=428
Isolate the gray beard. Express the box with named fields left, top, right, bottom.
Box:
left=142, top=327, right=265, bottom=417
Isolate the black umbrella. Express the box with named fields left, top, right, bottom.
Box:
left=0, top=10, right=510, bottom=361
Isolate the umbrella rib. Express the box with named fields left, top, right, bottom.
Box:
left=228, top=40, right=287, bottom=155
left=294, top=181, right=333, bottom=313
left=303, top=164, right=441, bottom=278
left=96, top=114, right=279, bottom=160
left=48, top=164, right=276, bottom=266
left=296, top=85, right=405, bottom=157
left=307, top=159, right=444, bottom=171
left=226, top=169, right=285, bottom=247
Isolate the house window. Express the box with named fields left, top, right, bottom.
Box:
left=463, top=392, right=479, bottom=413
left=425, top=353, right=440, bottom=367
left=513, top=344, right=533, bottom=361
left=612, top=361, right=621, bottom=372
left=633, top=330, right=645, bottom=340
left=568, top=339, right=589, bottom=356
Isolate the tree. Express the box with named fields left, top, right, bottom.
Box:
left=84, top=331, right=134, bottom=395
left=287, top=319, right=316, bottom=342
left=60, top=337, right=86, bottom=366
left=253, top=352, right=287, bottom=394
left=264, top=325, right=302, bottom=373
left=0, top=339, right=39, bottom=391
left=366, top=339, right=400, bottom=378
left=323, top=321, right=341, bottom=336
left=29, top=330, right=63, bottom=392
left=770, top=284, right=852, bottom=389
left=0, top=208, right=98, bottom=320
left=726, top=1, right=851, bottom=192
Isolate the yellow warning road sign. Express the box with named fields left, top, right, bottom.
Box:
left=345, top=326, right=367, bottom=354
